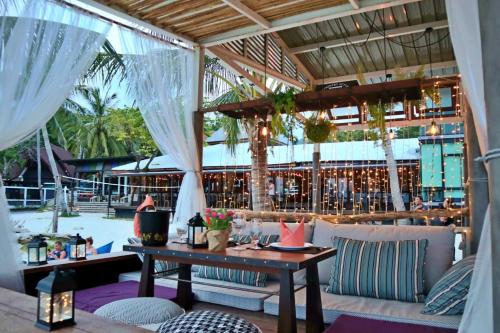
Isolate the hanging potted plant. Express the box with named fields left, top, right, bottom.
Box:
left=203, top=208, right=234, bottom=251
left=305, top=111, right=335, bottom=143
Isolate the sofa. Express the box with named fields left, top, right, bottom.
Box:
left=119, top=220, right=462, bottom=330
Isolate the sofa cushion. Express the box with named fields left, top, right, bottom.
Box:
left=312, top=221, right=455, bottom=292
left=326, top=237, right=428, bottom=303
left=196, top=234, right=279, bottom=287
left=128, top=237, right=178, bottom=276
left=196, top=266, right=268, bottom=287
left=263, top=285, right=461, bottom=329
left=119, top=271, right=280, bottom=312
left=423, top=255, right=475, bottom=315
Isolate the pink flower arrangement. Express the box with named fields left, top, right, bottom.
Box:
left=203, top=208, right=234, bottom=231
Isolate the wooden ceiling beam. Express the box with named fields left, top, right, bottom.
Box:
left=337, top=116, right=463, bottom=131
left=207, top=47, right=269, bottom=95
left=77, top=0, right=195, bottom=46
left=208, top=46, right=307, bottom=90
left=348, top=0, right=361, bottom=9
left=221, top=0, right=271, bottom=29
left=314, top=60, right=458, bottom=85
left=290, top=19, right=449, bottom=54
left=199, top=0, right=423, bottom=47
left=270, top=32, right=315, bottom=84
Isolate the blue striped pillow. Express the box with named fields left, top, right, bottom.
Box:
left=196, top=234, right=279, bottom=287
left=326, top=237, right=428, bottom=303
left=128, top=237, right=178, bottom=276
left=423, top=255, right=475, bottom=315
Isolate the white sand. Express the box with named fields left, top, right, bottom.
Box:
left=12, top=211, right=134, bottom=253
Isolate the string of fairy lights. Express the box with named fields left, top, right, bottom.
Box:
left=113, top=78, right=465, bottom=226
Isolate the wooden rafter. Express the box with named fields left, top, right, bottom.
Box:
left=348, top=0, right=361, bottom=9
left=221, top=0, right=271, bottom=29
left=270, top=32, right=315, bottom=83
left=314, top=60, right=458, bottom=85
left=200, top=0, right=423, bottom=46
left=207, top=47, right=268, bottom=94
left=290, top=20, right=449, bottom=54
left=208, top=45, right=307, bottom=89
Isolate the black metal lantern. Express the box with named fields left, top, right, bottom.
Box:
left=187, top=212, right=208, bottom=248
left=68, top=234, right=86, bottom=261
left=35, top=268, right=76, bottom=331
left=28, top=234, right=48, bottom=266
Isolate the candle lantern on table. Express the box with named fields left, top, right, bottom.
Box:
left=68, top=234, right=86, bottom=261
left=187, top=212, right=208, bottom=248
left=27, top=234, right=48, bottom=266
left=35, top=268, right=76, bottom=331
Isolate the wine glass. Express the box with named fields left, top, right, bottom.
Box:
left=249, top=218, right=263, bottom=249
left=232, top=214, right=246, bottom=251
left=176, top=227, right=187, bottom=243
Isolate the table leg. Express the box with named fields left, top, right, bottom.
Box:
left=138, top=253, right=154, bottom=297
left=175, top=263, right=193, bottom=310
left=278, top=270, right=297, bottom=333
left=306, top=264, right=324, bottom=333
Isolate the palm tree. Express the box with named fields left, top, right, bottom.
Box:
left=65, top=87, right=127, bottom=158
left=206, top=78, right=274, bottom=211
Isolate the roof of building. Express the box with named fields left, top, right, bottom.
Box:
left=112, top=138, right=420, bottom=172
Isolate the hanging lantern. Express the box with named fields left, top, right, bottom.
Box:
left=187, top=212, right=208, bottom=249
left=28, top=234, right=48, bottom=266
left=35, top=268, right=76, bottom=331
left=68, top=234, right=86, bottom=261
left=388, top=129, right=396, bottom=140
left=426, top=120, right=441, bottom=136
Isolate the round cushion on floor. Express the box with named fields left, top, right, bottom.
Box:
left=94, top=297, right=184, bottom=326
left=157, top=311, right=262, bottom=333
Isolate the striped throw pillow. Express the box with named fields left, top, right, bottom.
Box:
left=423, top=255, right=475, bottom=315
left=326, top=237, right=428, bottom=303
left=196, top=234, right=279, bottom=287
left=128, top=237, right=178, bottom=276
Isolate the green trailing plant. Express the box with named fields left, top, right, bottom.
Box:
left=305, top=112, right=335, bottom=143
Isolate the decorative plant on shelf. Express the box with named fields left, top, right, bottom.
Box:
left=268, top=87, right=298, bottom=140
left=305, top=111, right=336, bottom=143
left=203, top=208, right=235, bottom=251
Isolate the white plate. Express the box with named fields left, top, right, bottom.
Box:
left=269, top=242, right=314, bottom=250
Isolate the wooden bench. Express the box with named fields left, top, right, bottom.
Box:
left=0, top=287, right=149, bottom=333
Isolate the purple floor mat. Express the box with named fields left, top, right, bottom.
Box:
left=324, top=315, right=458, bottom=333
left=75, top=280, right=177, bottom=313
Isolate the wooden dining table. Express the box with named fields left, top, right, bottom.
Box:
left=123, top=243, right=336, bottom=333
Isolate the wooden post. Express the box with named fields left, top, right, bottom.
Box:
left=312, top=144, right=321, bottom=213
left=464, top=102, right=488, bottom=254
left=194, top=46, right=205, bottom=174
left=479, top=1, right=500, bottom=331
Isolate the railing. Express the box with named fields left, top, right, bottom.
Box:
left=4, top=186, right=56, bottom=207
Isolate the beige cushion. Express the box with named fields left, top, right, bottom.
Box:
left=311, top=221, right=455, bottom=292
left=263, top=285, right=461, bottom=329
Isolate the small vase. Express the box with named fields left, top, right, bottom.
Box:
left=206, top=229, right=230, bottom=251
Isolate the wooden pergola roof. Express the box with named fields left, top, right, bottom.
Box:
left=93, top=0, right=457, bottom=89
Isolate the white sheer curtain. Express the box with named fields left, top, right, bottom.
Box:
left=0, top=0, right=110, bottom=291
left=119, top=29, right=206, bottom=229
left=446, top=1, right=492, bottom=332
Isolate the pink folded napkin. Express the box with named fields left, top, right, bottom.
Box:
left=279, top=218, right=305, bottom=246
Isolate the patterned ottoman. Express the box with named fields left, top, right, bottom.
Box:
left=94, top=297, right=184, bottom=326
left=157, top=311, right=262, bottom=333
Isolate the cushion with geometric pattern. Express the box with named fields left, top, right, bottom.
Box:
left=157, top=311, right=262, bottom=333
